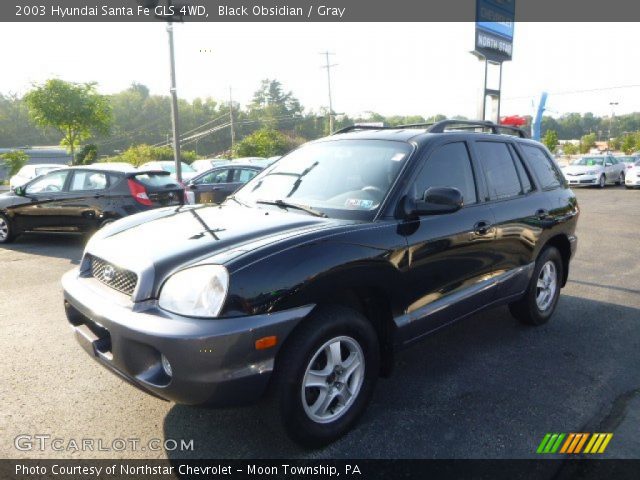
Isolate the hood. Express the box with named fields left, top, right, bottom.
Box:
left=85, top=203, right=347, bottom=280
left=562, top=164, right=603, bottom=175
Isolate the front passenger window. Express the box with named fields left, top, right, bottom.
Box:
left=412, top=142, right=477, bottom=205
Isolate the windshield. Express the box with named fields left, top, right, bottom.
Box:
left=234, top=140, right=412, bottom=216
left=572, top=157, right=604, bottom=166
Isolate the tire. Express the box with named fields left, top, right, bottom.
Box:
left=269, top=305, right=379, bottom=447
left=616, top=172, right=624, bottom=185
left=509, top=246, right=564, bottom=326
left=598, top=174, right=606, bottom=188
left=0, top=213, right=16, bottom=244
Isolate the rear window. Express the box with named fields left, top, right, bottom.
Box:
left=521, top=145, right=564, bottom=190
left=133, top=173, right=180, bottom=188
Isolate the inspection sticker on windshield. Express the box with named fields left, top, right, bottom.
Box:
left=345, top=199, right=374, bottom=209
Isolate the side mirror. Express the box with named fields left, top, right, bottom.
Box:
left=14, top=186, right=25, bottom=196
left=403, top=187, right=464, bottom=216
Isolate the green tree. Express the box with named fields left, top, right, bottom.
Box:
left=542, top=129, right=559, bottom=152
left=104, top=144, right=197, bottom=167
left=0, top=150, right=29, bottom=178
left=579, top=133, right=597, bottom=154
left=562, top=142, right=578, bottom=155
left=75, top=144, right=98, bottom=165
left=621, top=134, right=637, bottom=154
left=24, top=79, right=111, bottom=163
left=232, top=128, right=294, bottom=158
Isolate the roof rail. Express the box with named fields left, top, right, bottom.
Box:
left=427, top=119, right=528, bottom=138
left=332, top=125, right=389, bottom=135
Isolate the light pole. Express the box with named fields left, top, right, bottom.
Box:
left=321, top=51, right=337, bottom=134
left=167, top=21, right=182, bottom=182
left=609, top=101, right=619, bottom=143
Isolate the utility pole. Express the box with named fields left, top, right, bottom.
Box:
left=321, top=51, right=337, bottom=134
left=167, top=21, right=182, bottom=182
left=229, top=86, right=236, bottom=153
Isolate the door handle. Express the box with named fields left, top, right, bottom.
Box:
left=473, top=220, right=492, bottom=235
left=535, top=209, right=550, bottom=219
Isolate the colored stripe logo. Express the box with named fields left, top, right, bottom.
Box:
left=537, top=433, right=613, bottom=454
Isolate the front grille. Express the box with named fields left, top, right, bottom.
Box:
left=89, top=255, right=138, bottom=296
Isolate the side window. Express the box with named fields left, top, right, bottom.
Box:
left=509, top=145, right=534, bottom=194
left=196, top=169, right=230, bottom=185
left=25, top=170, right=70, bottom=194
left=69, top=171, right=108, bottom=191
left=232, top=168, right=259, bottom=183
left=413, top=142, right=477, bottom=205
left=521, top=145, right=564, bottom=190
left=475, top=142, right=523, bottom=200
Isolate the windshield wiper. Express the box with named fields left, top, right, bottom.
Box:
left=227, top=195, right=251, bottom=208
left=256, top=199, right=327, bottom=218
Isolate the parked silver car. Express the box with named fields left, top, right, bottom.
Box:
left=561, top=155, right=626, bottom=188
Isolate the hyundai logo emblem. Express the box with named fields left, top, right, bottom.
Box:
left=103, top=265, right=116, bottom=283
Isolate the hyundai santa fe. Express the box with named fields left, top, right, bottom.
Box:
left=62, top=120, right=579, bottom=446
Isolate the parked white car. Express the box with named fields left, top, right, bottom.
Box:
left=624, top=159, right=640, bottom=189
left=190, top=158, right=231, bottom=172
left=9, top=164, right=62, bottom=190
left=561, top=155, right=626, bottom=188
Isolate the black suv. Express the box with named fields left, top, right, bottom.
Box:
left=62, top=120, right=579, bottom=446
left=0, top=165, right=183, bottom=243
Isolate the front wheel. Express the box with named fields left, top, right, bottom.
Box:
left=0, top=213, right=16, bottom=244
left=270, top=305, right=379, bottom=447
left=598, top=174, right=606, bottom=188
left=509, top=246, right=564, bottom=326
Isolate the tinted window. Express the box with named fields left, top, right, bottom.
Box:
left=70, top=171, right=108, bottom=191
left=475, top=142, right=523, bottom=200
left=413, top=142, right=477, bottom=205
left=509, top=145, right=534, bottom=194
left=521, top=145, right=564, bottom=189
left=25, top=170, right=70, bottom=194
left=133, top=173, right=180, bottom=188
left=232, top=168, right=259, bottom=183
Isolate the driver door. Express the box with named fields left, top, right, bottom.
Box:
left=189, top=168, right=233, bottom=204
left=11, top=169, right=72, bottom=232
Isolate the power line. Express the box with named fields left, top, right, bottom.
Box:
left=504, top=84, right=640, bottom=101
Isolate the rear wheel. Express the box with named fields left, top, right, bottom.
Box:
left=509, top=246, right=563, bottom=326
left=0, top=213, right=16, bottom=244
left=270, top=305, right=379, bottom=447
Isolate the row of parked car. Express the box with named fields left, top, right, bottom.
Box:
left=0, top=156, right=279, bottom=243
left=560, top=154, right=640, bottom=188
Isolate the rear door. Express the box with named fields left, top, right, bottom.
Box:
left=472, top=140, right=549, bottom=299
left=59, top=169, right=111, bottom=230
left=226, top=167, right=261, bottom=200
left=188, top=168, right=233, bottom=204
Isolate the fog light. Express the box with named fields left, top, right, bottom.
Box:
left=161, top=354, right=172, bottom=377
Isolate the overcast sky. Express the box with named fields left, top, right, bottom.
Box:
left=2, top=22, right=639, bottom=119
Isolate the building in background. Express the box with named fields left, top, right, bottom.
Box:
left=0, top=147, right=72, bottom=183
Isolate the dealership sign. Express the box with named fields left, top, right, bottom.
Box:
left=475, top=0, right=515, bottom=62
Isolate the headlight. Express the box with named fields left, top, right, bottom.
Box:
left=159, top=265, right=229, bottom=317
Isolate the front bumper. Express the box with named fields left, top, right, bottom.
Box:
left=62, top=269, right=313, bottom=406
left=625, top=176, right=640, bottom=187
left=565, top=174, right=599, bottom=186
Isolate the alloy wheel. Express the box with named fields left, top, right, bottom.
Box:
left=301, top=336, right=365, bottom=424
left=536, top=261, right=558, bottom=312
left=0, top=217, right=8, bottom=241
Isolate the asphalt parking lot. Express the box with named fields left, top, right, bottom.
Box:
left=1, top=187, right=639, bottom=460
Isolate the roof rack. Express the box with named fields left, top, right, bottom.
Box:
left=332, top=119, right=528, bottom=138
left=426, top=120, right=528, bottom=138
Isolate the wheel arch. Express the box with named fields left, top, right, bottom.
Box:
left=541, top=234, right=572, bottom=287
